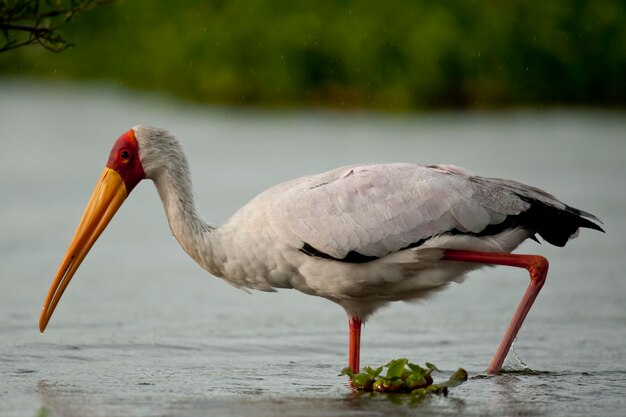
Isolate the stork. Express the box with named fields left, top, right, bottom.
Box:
left=40, top=126, right=603, bottom=375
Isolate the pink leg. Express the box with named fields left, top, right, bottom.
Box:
left=349, top=316, right=362, bottom=373
left=441, top=249, right=549, bottom=374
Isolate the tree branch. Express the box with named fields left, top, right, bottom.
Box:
left=0, top=0, right=117, bottom=53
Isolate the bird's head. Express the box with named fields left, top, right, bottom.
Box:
left=38, top=126, right=175, bottom=333
left=105, top=128, right=146, bottom=193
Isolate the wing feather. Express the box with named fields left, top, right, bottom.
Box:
left=263, top=163, right=531, bottom=260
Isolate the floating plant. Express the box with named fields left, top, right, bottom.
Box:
left=340, top=359, right=468, bottom=396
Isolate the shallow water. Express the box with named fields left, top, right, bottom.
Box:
left=0, top=80, right=625, bottom=416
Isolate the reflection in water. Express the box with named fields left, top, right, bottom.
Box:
left=37, top=380, right=85, bottom=417
left=344, top=390, right=467, bottom=413
left=492, top=375, right=544, bottom=417
left=34, top=407, right=50, bottom=417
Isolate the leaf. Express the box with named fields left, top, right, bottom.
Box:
left=351, top=373, right=374, bottom=390
left=427, top=384, right=449, bottom=396
left=410, top=387, right=428, bottom=397
left=405, top=373, right=428, bottom=390
left=439, top=368, right=468, bottom=388
left=407, top=363, right=426, bottom=376
left=339, top=367, right=355, bottom=378
left=372, top=377, right=386, bottom=392
left=411, top=383, right=448, bottom=397
left=425, top=362, right=439, bottom=373
left=385, top=358, right=408, bottom=378
left=373, top=376, right=403, bottom=393
left=364, top=366, right=383, bottom=378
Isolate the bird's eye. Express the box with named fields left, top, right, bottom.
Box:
left=120, top=150, right=130, bottom=160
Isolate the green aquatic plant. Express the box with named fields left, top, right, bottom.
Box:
left=341, top=359, right=467, bottom=396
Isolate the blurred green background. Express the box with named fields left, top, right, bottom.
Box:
left=1, top=0, right=625, bottom=110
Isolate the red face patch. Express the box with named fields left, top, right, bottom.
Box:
left=106, top=129, right=146, bottom=193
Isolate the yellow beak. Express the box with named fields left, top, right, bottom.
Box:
left=39, top=167, right=128, bottom=333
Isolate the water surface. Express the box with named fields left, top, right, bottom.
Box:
left=0, top=80, right=624, bottom=416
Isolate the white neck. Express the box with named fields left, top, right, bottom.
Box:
left=134, top=126, right=225, bottom=277
left=151, top=166, right=222, bottom=277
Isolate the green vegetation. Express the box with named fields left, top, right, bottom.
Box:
left=0, top=0, right=115, bottom=53
left=340, top=359, right=468, bottom=396
left=1, top=0, right=625, bottom=110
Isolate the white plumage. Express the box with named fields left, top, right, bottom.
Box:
left=40, top=125, right=603, bottom=375
left=196, top=164, right=527, bottom=316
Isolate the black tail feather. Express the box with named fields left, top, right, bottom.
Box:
left=576, top=208, right=605, bottom=230
left=518, top=196, right=604, bottom=247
